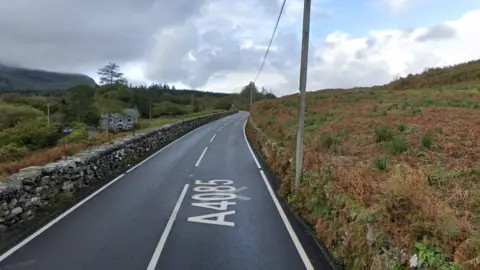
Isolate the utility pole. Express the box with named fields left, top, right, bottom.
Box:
left=294, top=0, right=311, bottom=191
left=149, top=101, right=152, bottom=124
left=250, top=84, right=253, bottom=111
left=47, top=103, right=50, bottom=128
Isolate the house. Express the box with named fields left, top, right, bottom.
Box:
left=100, top=108, right=139, bottom=131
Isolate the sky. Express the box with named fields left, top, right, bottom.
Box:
left=0, top=0, right=479, bottom=96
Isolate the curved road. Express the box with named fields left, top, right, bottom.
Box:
left=0, top=111, right=330, bottom=270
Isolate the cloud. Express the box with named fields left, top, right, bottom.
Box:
left=305, top=10, right=480, bottom=91
left=1, top=0, right=479, bottom=98
left=0, top=0, right=206, bottom=72
left=415, top=24, right=457, bottom=42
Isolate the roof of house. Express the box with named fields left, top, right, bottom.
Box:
left=100, top=108, right=139, bottom=119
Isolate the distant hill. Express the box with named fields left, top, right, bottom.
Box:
left=0, top=64, right=96, bottom=90
left=386, top=59, right=480, bottom=90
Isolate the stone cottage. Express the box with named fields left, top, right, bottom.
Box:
left=100, top=108, right=139, bottom=131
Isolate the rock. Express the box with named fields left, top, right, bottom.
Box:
left=42, top=163, right=59, bottom=174
left=0, top=224, right=7, bottom=234
left=8, top=198, right=17, bottom=209
left=31, top=197, right=41, bottom=206
left=10, top=207, right=23, bottom=217
left=1, top=210, right=10, bottom=217
left=21, top=210, right=34, bottom=220
left=0, top=217, right=5, bottom=223
left=409, top=254, right=418, bottom=268
left=5, top=167, right=42, bottom=185
left=40, top=176, right=51, bottom=185
left=62, top=181, right=74, bottom=192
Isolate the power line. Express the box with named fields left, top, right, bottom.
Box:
left=253, top=0, right=287, bottom=83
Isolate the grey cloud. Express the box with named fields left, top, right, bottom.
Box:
left=0, top=0, right=206, bottom=73
left=415, top=24, right=457, bottom=42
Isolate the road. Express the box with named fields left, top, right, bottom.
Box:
left=0, top=111, right=330, bottom=270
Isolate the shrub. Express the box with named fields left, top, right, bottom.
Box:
left=373, top=124, right=393, bottom=142
left=0, top=102, right=44, bottom=130
left=319, top=131, right=336, bottom=149
left=389, top=136, right=407, bottom=154
left=0, top=118, right=61, bottom=149
left=374, top=156, right=388, bottom=171
left=411, top=107, right=422, bottom=114
left=0, top=144, right=29, bottom=162
left=396, top=122, right=406, bottom=132
left=64, top=126, right=88, bottom=143
left=420, top=131, right=435, bottom=149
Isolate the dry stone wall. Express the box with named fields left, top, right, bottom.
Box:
left=0, top=111, right=238, bottom=234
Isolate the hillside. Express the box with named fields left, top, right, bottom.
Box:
left=247, top=61, right=480, bottom=269
left=0, top=64, right=96, bottom=90
left=386, top=59, right=480, bottom=90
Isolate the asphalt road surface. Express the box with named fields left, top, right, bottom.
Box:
left=0, top=111, right=330, bottom=270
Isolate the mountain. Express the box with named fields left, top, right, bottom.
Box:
left=0, top=64, right=96, bottom=90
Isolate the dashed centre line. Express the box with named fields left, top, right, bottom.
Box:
left=195, top=147, right=208, bottom=167
left=210, top=134, right=216, bottom=143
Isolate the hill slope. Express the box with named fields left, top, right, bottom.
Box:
left=0, top=64, right=96, bottom=90
left=247, top=60, right=480, bottom=269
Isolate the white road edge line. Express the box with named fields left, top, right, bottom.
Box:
left=0, top=173, right=126, bottom=263
left=259, top=170, right=314, bottom=270
left=0, top=118, right=220, bottom=262
left=210, top=134, right=216, bottom=143
left=146, top=184, right=189, bottom=270
left=242, top=119, right=261, bottom=169
left=195, top=147, right=208, bottom=167
left=243, top=117, right=314, bottom=270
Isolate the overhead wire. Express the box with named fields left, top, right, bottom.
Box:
left=253, top=0, right=287, bottom=83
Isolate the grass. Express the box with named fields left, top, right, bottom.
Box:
left=420, top=131, right=435, bottom=149
left=249, top=83, right=480, bottom=269
left=373, top=124, right=393, bottom=142
left=389, top=135, right=407, bottom=154
left=0, top=110, right=222, bottom=181
left=373, top=156, right=388, bottom=171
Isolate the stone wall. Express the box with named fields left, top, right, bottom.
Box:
left=0, top=111, right=238, bottom=234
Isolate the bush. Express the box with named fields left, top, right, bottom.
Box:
left=396, top=122, right=406, bottom=132
left=0, top=102, right=44, bottom=130
left=420, top=131, right=435, bottom=149
left=373, top=156, right=388, bottom=171
left=0, top=117, right=61, bottom=149
left=0, top=144, right=29, bottom=162
left=389, top=136, right=407, bottom=154
left=373, top=124, right=393, bottom=142
left=64, top=126, right=88, bottom=143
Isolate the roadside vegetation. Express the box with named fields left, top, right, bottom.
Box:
left=0, top=63, right=275, bottom=181
left=248, top=60, right=480, bottom=269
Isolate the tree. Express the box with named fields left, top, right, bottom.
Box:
left=97, top=63, right=124, bottom=85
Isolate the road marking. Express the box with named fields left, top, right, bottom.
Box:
left=0, top=117, right=222, bottom=263
left=218, top=126, right=223, bottom=132
left=242, top=119, right=261, bottom=169
left=210, top=134, right=216, bottom=143
left=243, top=116, right=314, bottom=270
left=259, top=170, right=313, bottom=269
left=146, top=184, right=189, bottom=270
left=0, top=173, right=126, bottom=263
left=195, top=147, right=208, bottom=167
left=188, top=179, right=240, bottom=227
